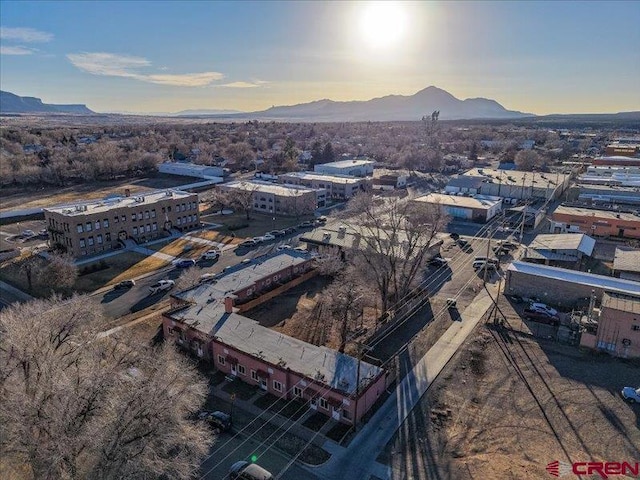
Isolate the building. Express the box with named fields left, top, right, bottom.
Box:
left=372, top=173, right=407, bottom=191
left=592, top=156, right=640, bottom=167
left=550, top=205, right=640, bottom=239
left=576, top=185, right=640, bottom=206
left=605, top=143, right=640, bottom=157
left=279, top=172, right=370, bottom=200
left=413, top=193, right=502, bottom=223
left=444, top=176, right=485, bottom=195
left=505, top=261, right=640, bottom=307
left=314, top=159, right=375, bottom=177
left=45, top=189, right=200, bottom=257
left=219, top=180, right=326, bottom=216
left=578, top=165, right=640, bottom=187
left=158, top=161, right=224, bottom=180
left=613, top=247, right=640, bottom=282
left=459, top=168, right=571, bottom=201
left=523, top=233, right=595, bottom=268
left=580, top=293, right=640, bottom=359
left=163, top=251, right=387, bottom=425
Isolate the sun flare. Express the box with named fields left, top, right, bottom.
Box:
left=358, top=2, right=408, bottom=49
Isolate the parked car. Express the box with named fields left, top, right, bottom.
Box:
left=262, top=233, right=276, bottom=241
left=529, top=302, right=558, bottom=317
left=523, top=308, right=560, bottom=326
left=175, top=258, right=196, bottom=268
left=149, top=280, right=175, bottom=294
left=268, top=230, right=285, bottom=237
left=201, top=250, right=220, bottom=260
left=457, top=239, right=470, bottom=249
left=497, top=240, right=518, bottom=250
left=21, top=229, right=35, bottom=237
left=293, top=246, right=307, bottom=253
left=621, top=387, right=640, bottom=403
left=38, top=229, right=49, bottom=238
left=449, top=232, right=460, bottom=240
left=241, top=258, right=252, bottom=264
left=316, top=215, right=328, bottom=223
left=198, top=410, right=232, bottom=432
left=446, top=298, right=457, bottom=309
left=474, top=256, right=499, bottom=266
left=252, top=236, right=265, bottom=243
left=298, top=221, right=314, bottom=228
left=429, top=257, right=448, bottom=267
left=229, top=461, right=273, bottom=480
left=473, top=260, right=498, bottom=273
left=114, top=279, right=135, bottom=290
left=199, top=273, right=218, bottom=283
left=238, top=239, right=258, bottom=248
left=284, top=226, right=297, bottom=234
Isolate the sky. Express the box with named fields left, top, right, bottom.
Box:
left=1, top=1, right=639, bottom=115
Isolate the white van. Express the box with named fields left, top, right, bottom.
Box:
left=229, top=461, right=273, bottom=480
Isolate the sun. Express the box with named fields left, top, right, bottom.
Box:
left=358, top=2, right=408, bottom=50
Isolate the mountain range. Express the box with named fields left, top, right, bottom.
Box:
left=0, top=90, right=94, bottom=115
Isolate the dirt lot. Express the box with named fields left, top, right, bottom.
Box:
left=380, top=296, right=640, bottom=480
left=0, top=175, right=193, bottom=212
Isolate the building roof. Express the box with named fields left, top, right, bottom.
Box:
left=613, top=247, right=640, bottom=274
left=167, top=251, right=382, bottom=395
left=446, top=176, right=486, bottom=190
left=526, top=233, right=596, bottom=261
left=507, top=261, right=640, bottom=297
left=316, top=159, right=375, bottom=169
left=552, top=205, right=640, bottom=222
left=223, top=180, right=319, bottom=197
left=159, top=161, right=221, bottom=173
left=463, top=168, right=570, bottom=190
left=413, top=193, right=502, bottom=210
left=601, top=292, right=640, bottom=314
left=280, top=171, right=363, bottom=184
left=43, top=189, right=195, bottom=216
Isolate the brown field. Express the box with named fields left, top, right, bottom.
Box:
left=380, top=295, right=640, bottom=480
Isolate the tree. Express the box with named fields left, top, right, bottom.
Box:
left=0, top=295, right=212, bottom=480
left=310, top=140, right=323, bottom=167
left=37, top=252, right=78, bottom=291
left=514, top=150, right=543, bottom=171
left=321, top=142, right=335, bottom=164
left=227, top=183, right=259, bottom=220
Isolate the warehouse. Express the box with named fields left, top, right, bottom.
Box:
left=413, top=193, right=502, bottom=223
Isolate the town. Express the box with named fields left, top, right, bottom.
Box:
left=1, top=116, right=639, bottom=479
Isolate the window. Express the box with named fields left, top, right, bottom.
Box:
left=293, top=386, right=302, bottom=397
left=273, top=380, right=283, bottom=392
left=77, top=224, right=83, bottom=233
left=144, top=210, right=149, bottom=219
left=86, top=222, right=92, bottom=232
left=319, top=398, right=329, bottom=410
left=251, top=370, right=258, bottom=381
left=103, top=219, right=109, bottom=228
left=167, top=206, right=172, bottom=212
left=145, top=224, right=151, bottom=232
left=133, top=226, right=138, bottom=235
left=131, top=213, right=136, bottom=221
left=95, top=221, right=100, bottom=230
left=176, top=204, right=181, bottom=212
left=217, top=355, right=226, bottom=366
left=97, top=234, right=103, bottom=244
left=114, top=215, right=119, bottom=224
left=152, top=222, right=157, bottom=231
left=105, top=232, right=111, bottom=242
left=87, top=236, right=94, bottom=246
left=79, top=238, right=86, bottom=248
left=151, top=209, right=156, bottom=218
left=121, top=215, right=126, bottom=222
left=137, top=212, right=143, bottom=220
left=238, top=365, right=246, bottom=375
left=176, top=217, right=181, bottom=225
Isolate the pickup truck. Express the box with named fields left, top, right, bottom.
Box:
left=523, top=308, right=560, bottom=326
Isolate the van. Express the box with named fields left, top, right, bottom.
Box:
left=229, top=461, right=273, bottom=480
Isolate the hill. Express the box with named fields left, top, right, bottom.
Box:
left=0, top=91, right=94, bottom=115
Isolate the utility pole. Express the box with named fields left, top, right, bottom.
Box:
left=352, top=342, right=363, bottom=432
left=483, top=235, right=492, bottom=285
left=519, top=174, right=527, bottom=243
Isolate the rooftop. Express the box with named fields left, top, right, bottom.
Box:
left=316, top=159, right=375, bottom=169
left=613, top=247, right=640, bottom=274
left=223, top=180, right=320, bottom=197
left=413, top=193, right=502, bottom=210
left=463, top=168, right=571, bottom=189
left=526, top=233, right=596, bottom=260
left=601, top=292, right=640, bottom=314
left=552, top=205, right=640, bottom=222
left=43, top=189, right=195, bottom=216
left=507, top=261, right=640, bottom=297
left=280, top=171, right=363, bottom=184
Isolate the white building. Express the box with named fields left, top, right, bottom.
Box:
left=413, top=193, right=503, bottom=222
left=314, top=159, right=375, bottom=177
left=279, top=172, right=370, bottom=199
left=158, top=162, right=224, bottom=181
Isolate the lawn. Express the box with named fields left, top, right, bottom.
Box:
left=75, top=251, right=168, bottom=291
left=200, top=212, right=313, bottom=239
left=147, top=237, right=210, bottom=259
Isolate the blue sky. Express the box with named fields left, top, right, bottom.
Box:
left=1, top=1, right=639, bottom=114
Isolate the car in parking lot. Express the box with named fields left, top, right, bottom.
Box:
left=621, top=386, right=640, bottom=403
left=252, top=236, right=265, bottom=243
left=472, top=260, right=498, bottom=272
left=201, top=250, right=220, bottom=260
left=449, top=232, right=460, bottom=240
left=294, top=246, right=307, bottom=253
left=523, top=308, right=560, bottom=326
left=149, top=280, right=175, bottom=294
left=429, top=256, right=449, bottom=267
left=298, top=221, right=314, bottom=229
left=497, top=240, right=518, bottom=250
left=198, top=410, right=232, bottom=433
left=262, top=233, right=276, bottom=241
left=199, top=273, right=218, bottom=283
left=268, top=230, right=286, bottom=237
left=276, top=244, right=292, bottom=251
left=21, top=229, right=36, bottom=237
left=238, top=239, right=258, bottom=248
left=175, top=258, right=196, bottom=268
left=229, top=461, right=273, bottom=480
left=316, top=215, right=327, bottom=223
left=529, top=302, right=558, bottom=317
left=284, top=226, right=297, bottom=234
left=113, top=279, right=135, bottom=290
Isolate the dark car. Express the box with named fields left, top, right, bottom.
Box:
left=449, top=232, right=460, bottom=240
left=198, top=410, right=232, bottom=433
left=523, top=308, right=560, bottom=326
left=298, top=221, right=314, bottom=228
left=268, top=230, right=286, bottom=237
left=284, top=226, right=297, bottom=234
left=114, top=279, right=135, bottom=290
left=429, top=257, right=448, bottom=267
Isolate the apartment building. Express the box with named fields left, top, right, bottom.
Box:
left=44, top=189, right=199, bottom=257
left=550, top=205, right=640, bottom=239
left=278, top=171, right=370, bottom=200
left=220, top=180, right=325, bottom=216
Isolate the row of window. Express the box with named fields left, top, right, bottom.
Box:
left=176, top=215, right=196, bottom=226
left=79, top=232, right=112, bottom=248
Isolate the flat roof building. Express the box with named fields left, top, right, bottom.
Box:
left=550, top=205, right=640, bottom=239
left=413, top=193, right=503, bottom=222
left=45, top=189, right=200, bottom=257
left=613, top=247, right=640, bottom=282
left=279, top=171, right=370, bottom=200
left=460, top=168, right=571, bottom=201
left=158, top=161, right=224, bottom=181
left=523, top=233, right=595, bottom=268
left=314, top=159, right=375, bottom=177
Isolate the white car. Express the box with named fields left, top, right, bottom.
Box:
left=199, top=273, right=218, bottom=283
left=201, top=250, right=220, bottom=260
left=621, top=387, right=640, bottom=403
left=262, top=233, right=276, bottom=241
left=149, top=279, right=175, bottom=294
left=276, top=244, right=292, bottom=251
left=293, top=246, right=307, bottom=253
left=530, top=302, right=558, bottom=317
left=252, top=236, right=265, bottom=243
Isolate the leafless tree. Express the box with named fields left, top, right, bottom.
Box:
left=342, top=192, right=448, bottom=313
left=226, top=183, right=259, bottom=220
left=36, top=252, right=78, bottom=290
left=514, top=149, right=543, bottom=171
left=0, top=295, right=212, bottom=480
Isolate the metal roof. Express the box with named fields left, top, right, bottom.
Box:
left=413, top=193, right=502, bottom=210
left=614, top=247, right=640, bottom=274
left=601, top=292, right=640, bottom=314
left=527, top=233, right=595, bottom=256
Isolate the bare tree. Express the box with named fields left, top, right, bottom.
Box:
left=0, top=295, right=212, bottom=480
left=227, top=183, right=259, bottom=220
left=342, top=192, right=448, bottom=313
left=36, top=252, right=78, bottom=290
left=514, top=150, right=543, bottom=171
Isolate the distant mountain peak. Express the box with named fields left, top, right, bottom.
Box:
left=0, top=90, right=94, bottom=115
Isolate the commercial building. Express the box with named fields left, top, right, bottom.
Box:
left=578, top=165, right=640, bottom=187
left=158, top=161, right=224, bottom=180
left=580, top=293, right=640, bottom=359
left=219, top=180, right=326, bottom=216
left=45, top=189, right=200, bottom=257
left=505, top=261, right=640, bottom=308
left=372, top=173, right=408, bottom=191
left=314, top=159, right=375, bottom=177
left=459, top=168, right=571, bottom=201
left=278, top=172, right=370, bottom=200
left=444, top=176, right=485, bottom=195
left=550, top=205, right=640, bottom=239
left=613, top=247, right=640, bottom=282
left=413, top=193, right=502, bottom=223
left=592, top=156, right=640, bottom=167
left=523, top=233, right=595, bottom=268
left=605, top=143, right=640, bottom=157
left=163, top=251, right=386, bottom=425
left=576, top=185, right=640, bottom=206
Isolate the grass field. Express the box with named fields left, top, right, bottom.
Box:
left=200, top=212, right=312, bottom=238
left=75, top=251, right=168, bottom=291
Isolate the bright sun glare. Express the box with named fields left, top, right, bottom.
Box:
left=359, top=2, right=408, bottom=49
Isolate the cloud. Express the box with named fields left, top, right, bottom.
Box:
left=220, top=81, right=262, bottom=88
left=0, top=27, right=53, bottom=43
left=67, top=52, right=224, bottom=87
left=0, top=45, right=37, bottom=55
